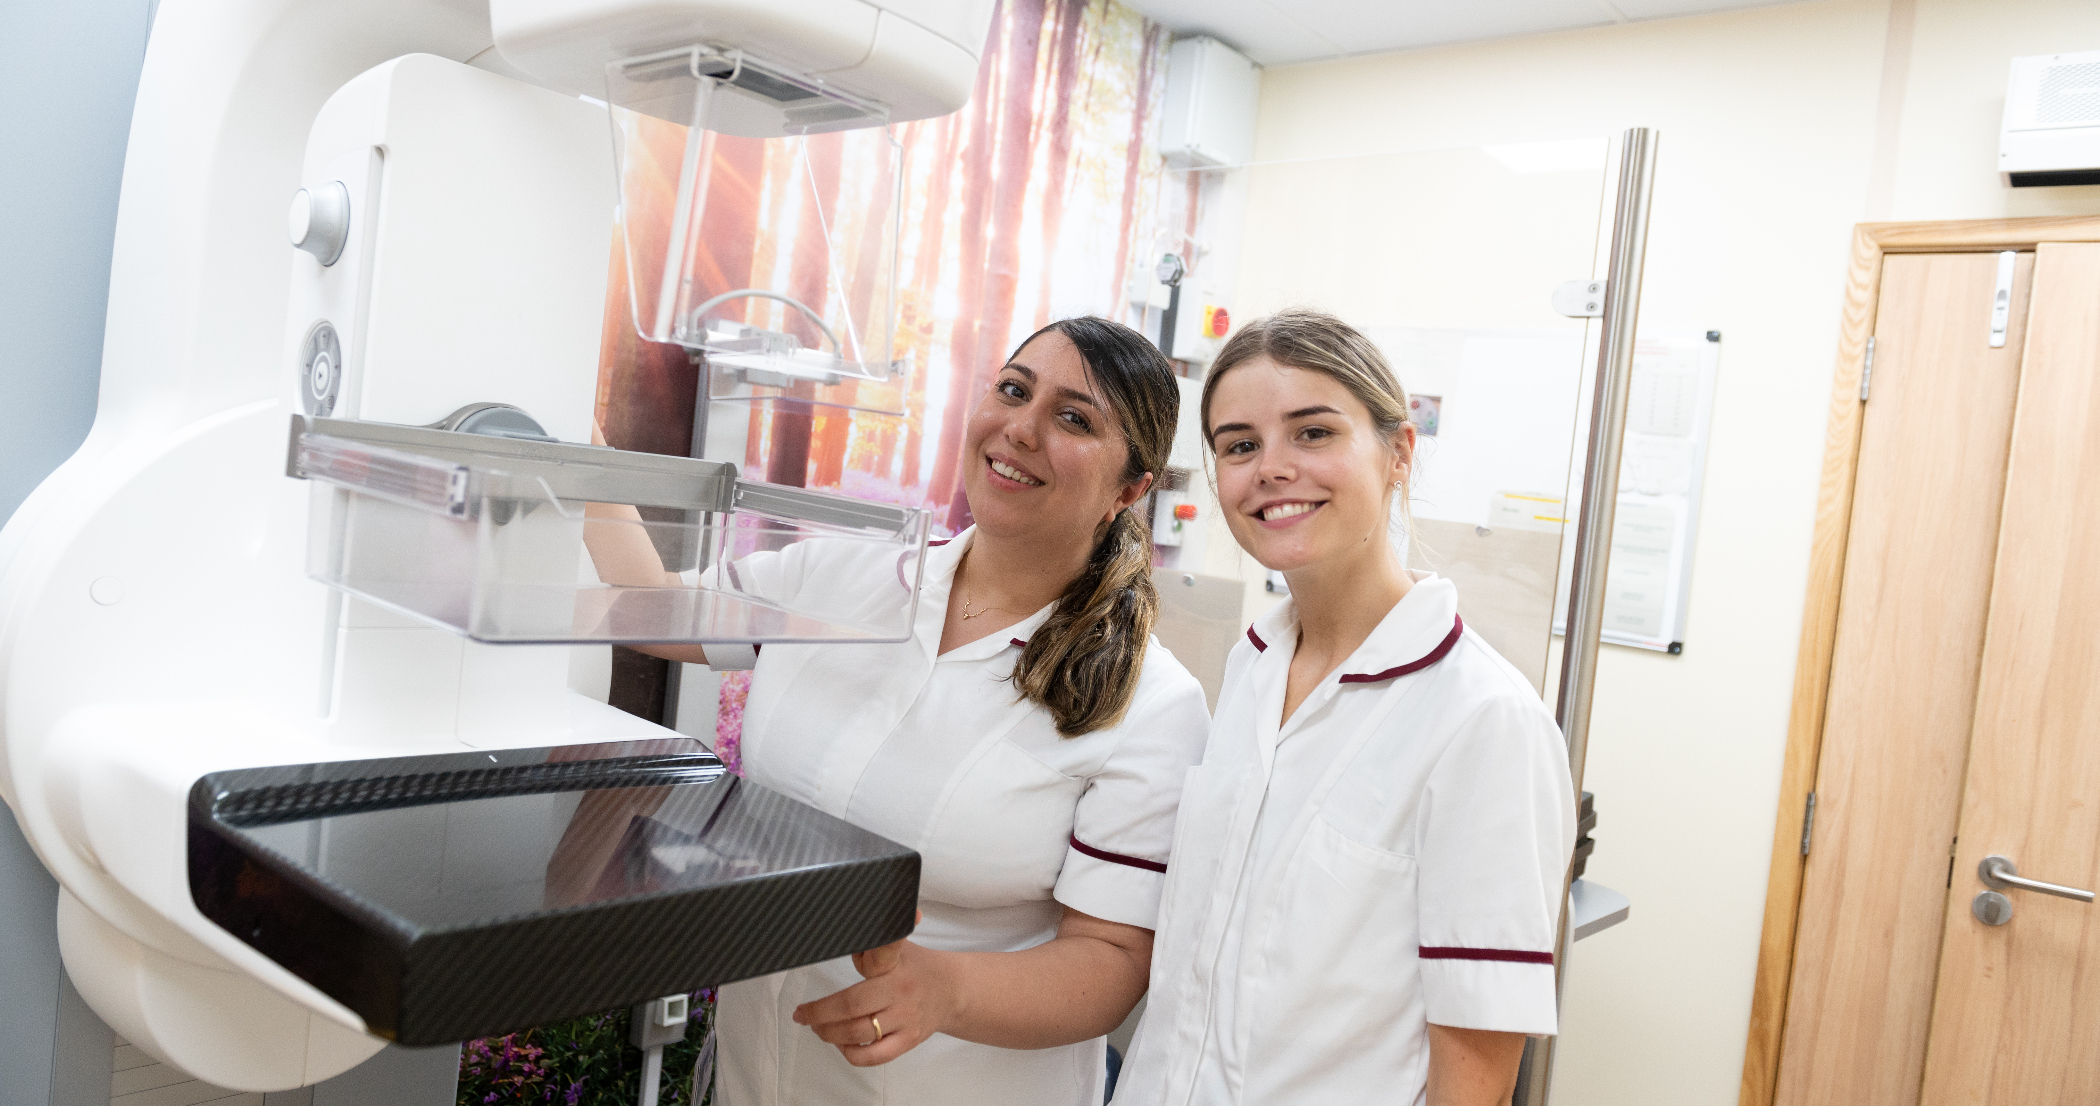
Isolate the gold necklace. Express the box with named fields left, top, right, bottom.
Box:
left=957, top=554, right=1012, bottom=621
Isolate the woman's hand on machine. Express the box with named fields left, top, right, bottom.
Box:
left=792, top=912, right=952, bottom=1067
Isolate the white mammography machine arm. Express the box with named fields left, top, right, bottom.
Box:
left=0, top=0, right=989, bottom=1091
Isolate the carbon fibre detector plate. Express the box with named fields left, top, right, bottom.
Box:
left=187, top=738, right=918, bottom=1045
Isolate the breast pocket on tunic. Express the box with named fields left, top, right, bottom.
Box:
left=1245, top=817, right=1427, bottom=1097
left=919, top=738, right=1083, bottom=910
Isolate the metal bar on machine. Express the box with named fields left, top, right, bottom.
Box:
left=289, top=413, right=922, bottom=540
left=1515, top=126, right=1660, bottom=1106
left=287, top=414, right=740, bottom=511
left=730, top=479, right=922, bottom=537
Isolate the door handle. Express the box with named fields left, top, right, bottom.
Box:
left=1979, top=855, right=2096, bottom=903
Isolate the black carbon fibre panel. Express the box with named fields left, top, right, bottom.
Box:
left=188, top=739, right=919, bottom=1045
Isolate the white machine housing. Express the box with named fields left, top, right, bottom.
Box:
left=492, top=0, right=993, bottom=126
left=0, top=0, right=990, bottom=1092
left=1999, top=50, right=2100, bottom=187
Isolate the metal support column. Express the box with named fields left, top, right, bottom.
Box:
left=1513, top=126, right=1660, bottom=1106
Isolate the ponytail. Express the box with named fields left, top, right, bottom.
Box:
left=1012, top=509, right=1160, bottom=736
left=996, top=316, right=1178, bottom=737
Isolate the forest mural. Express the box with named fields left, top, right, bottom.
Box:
left=592, top=0, right=1172, bottom=768
left=595, top=0, right=1169, bottom=524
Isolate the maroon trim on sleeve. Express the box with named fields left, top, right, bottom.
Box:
left=1068, top=834, right=1168, bottom=874
left=1247, top=626, right=1267, bottom=652
left=1418, top=946, right=1554, bottom=965
left=1340, top=616, right=1464, bottom=684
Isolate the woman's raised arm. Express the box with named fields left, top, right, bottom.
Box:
left=580, top=421, right=709, bottom=666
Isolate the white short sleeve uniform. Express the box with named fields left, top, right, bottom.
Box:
left=706, top=528, right=1211, bottom=1106
left=1118, top=575, right=1574, bottom=1106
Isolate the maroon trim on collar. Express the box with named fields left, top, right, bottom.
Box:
left=1339, top=615, right=1463, bottom=684
left=928, top=538, right=952, bottom=547
left=1418, top=946, right=1554, bottom=965
left=1247, top=626, right=1267, bottom=652
left=1068, top=834, right=1167, bottom=874
left=1010, top=638, right=1029, bottom=649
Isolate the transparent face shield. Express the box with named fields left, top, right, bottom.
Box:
left=607, top=47, right=909, bottom=416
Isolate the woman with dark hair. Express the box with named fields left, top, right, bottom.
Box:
left=586, top=316, right=1207, bottom=1106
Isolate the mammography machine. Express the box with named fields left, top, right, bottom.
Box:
left=0, top=0, right=993, bottom=1091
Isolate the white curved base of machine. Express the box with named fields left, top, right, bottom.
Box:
left=59, top=890, right=387, bottom=1090
left=0, top=0, right=980, bottom=1090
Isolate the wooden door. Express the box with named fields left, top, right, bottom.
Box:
left=1919, top=241, right=2100, bottom=1104
left=1773, top=252, right=2035, bottom=1106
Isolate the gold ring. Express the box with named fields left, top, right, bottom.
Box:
left=871, top=1015, right=884, bottom=1041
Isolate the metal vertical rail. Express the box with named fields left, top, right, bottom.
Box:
left=1514, top=126, right=1660, bottom=1106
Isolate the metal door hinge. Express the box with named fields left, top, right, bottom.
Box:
left=1859, top=338, right=1876, bottom=402
left=1989, top=251, right=2015, bottom=348
left=1800, top=791, right=1818, bottom=856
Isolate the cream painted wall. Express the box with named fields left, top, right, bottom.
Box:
left=1224, top=2, right=2100, bottom=1105
left=1891, top=0, right=2100, bottom=220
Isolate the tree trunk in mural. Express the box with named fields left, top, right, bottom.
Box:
left=901, top=114, right=960, bottom=492
left=1111, top=22, right=1163, bottom=313
left=933, top=0, right=1048, bottom=530
left=951, top=0, right=1049, bottom=529
left=810, top=135, right=898, bottom=488
left=1030, top=0, right=1087, bottom=330
left=690, top=137, right=768, bottom=321
left=600, top=131, right=768, bottom=457
left=926, top=4, right=1011, bottom=519
left=766, top=135, right=844, bottom=487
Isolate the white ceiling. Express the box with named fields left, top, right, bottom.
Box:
left=1120, top=0, right=1806, bottom=66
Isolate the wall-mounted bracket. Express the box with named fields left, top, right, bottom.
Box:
left=1553, top=279, right=1606, bottom=318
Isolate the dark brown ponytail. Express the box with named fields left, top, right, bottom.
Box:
left=1004, top=317, right=1179, bottom=737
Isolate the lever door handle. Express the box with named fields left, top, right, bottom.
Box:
left=1979, top=855, right=2096, bottom=903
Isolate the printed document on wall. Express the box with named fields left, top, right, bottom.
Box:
left=1554, top=332, right=1718, bottom=652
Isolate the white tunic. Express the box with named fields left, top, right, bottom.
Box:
left=708, top=529, right=1212, bottom=1106
left=1118, top=576, right=1574, bottom=1106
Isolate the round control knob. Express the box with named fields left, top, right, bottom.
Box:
left=288, top=181, right=351, bottom=266
left=299, top=321, right=342, bottom=416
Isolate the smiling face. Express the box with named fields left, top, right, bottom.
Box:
left=1207, top=355, right=1413, bottom=574
left=961, top=330, right=1153, bottom=546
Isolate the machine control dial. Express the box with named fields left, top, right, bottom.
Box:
left=288, top=181, right=351, bottom=265
left=299, top=321, right=343, bottom=416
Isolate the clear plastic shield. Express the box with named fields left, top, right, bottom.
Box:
left=607, top=48, right=908, bottom=417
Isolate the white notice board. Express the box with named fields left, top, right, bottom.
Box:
left=1554, top=331, right=1718, bottom=653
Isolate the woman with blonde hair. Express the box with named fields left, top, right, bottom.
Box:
left=1119, top=310, right=1574, bottom=1106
